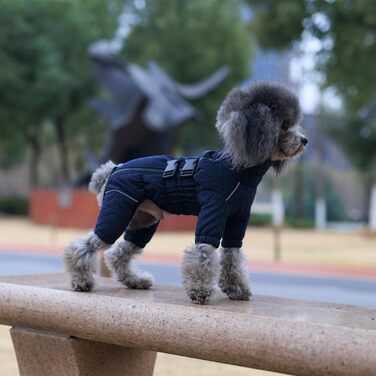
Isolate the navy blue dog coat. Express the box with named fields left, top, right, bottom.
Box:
left=94, top=150, right=271, bottom=249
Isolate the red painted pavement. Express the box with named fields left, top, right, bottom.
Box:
left=1, top=242, right=375, bottom=280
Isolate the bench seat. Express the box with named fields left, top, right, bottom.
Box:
left=0, top=273, right=375, bottom=375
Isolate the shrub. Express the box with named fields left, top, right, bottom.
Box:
left=285, top=217, right=314, bottom=229
left=0, top=196, right=29, bottom=215
left=249, top=213, right=272, bottom=227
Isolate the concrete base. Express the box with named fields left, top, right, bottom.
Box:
left=11, top=327, right=157, bottom=376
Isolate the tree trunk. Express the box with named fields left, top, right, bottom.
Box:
left=28, top=132, right=41, bottom=189
left=369, top=182, right=376, bottom=231
left=314, top=115, right=326, bottom=230
left=292, top=161, right=304, bottom=219
left=272, top=177, right=284, bottom=262
left=315, top=161, right=326, bottom=230
left=55, top=115, right=70, bottom=186
left=363, top=181, right=373, bottom=223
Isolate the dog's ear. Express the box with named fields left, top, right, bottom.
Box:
left=221, top=104, right=278, bottom=168
left=243, top=103, right=278, bottom=165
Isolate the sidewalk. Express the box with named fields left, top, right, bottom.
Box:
left=1, top=217, right=376, bottom=279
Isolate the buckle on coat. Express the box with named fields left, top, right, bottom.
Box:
left=163, top=159, right=178, bottom=178
left=181, top=158, right=198, bottom=177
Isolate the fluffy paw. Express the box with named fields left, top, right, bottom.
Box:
left=63, top=232, right=104, bottom=292
left=71, top=272, right=95, bottom=292
left=105, top=241, right=154, bottom=290
left=181, top=244, right=219, bottom=305
left=188, top=287, right=213, bottom=305
left=121, top=272, right=154, bottom=290
left=220, top=283, right=251, bottom=301
left=219, top=247, right=251, bottom=301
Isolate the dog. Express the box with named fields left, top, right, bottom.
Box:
left=63, top=81, right=307, bottom=305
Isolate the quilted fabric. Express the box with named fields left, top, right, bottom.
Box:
left=94, top=150, right=271, bottom=248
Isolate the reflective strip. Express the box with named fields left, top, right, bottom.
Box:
left=225, top=182, right=240, bottom=202
left=105, top=189, right=139, bottom=203
left=111, top=167, right=163, bottom=176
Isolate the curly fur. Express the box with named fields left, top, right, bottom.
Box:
left=181, top=243, right=220, bottom=305
left=271, top=160, right=288, bottom=175
left=219, top=248, right=251, bottom=300
left=216, top=81, right=304, bottom=171
left=88, top=160, right=116, bottom=206
left=63, top=231, right=109, bottom=292
left=105, top=240, right=154, bottom=289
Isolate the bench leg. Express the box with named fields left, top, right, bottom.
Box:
left=10, top=327, right=157, bottom=376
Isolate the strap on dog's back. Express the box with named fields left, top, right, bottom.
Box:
left=163, top=157, right=199, bottom=179
left=180, top=158, right=198, bottom=177
left=163, top=159, right=179, bottom=178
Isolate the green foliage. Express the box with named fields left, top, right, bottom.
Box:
left=248, top=0, right=376, bottom=111
left=284, top=217, right=314, bottom=229
left=0, top=0, right=118, bottom=114
left=248, top=0, right=306, bottom=50
left=0, top=121, right=27, bottom=168
left=0, top=0, right=120, bottom=170
left=247, top=0, right=376, bottom=179
left=0, top=196, right=29, bottom=215
left=249, top=213, right=272, bottom=227
left=327, top=113, right=376, bottom=181
left=125, top=0, right=251, bottom=153
left=0, top=0, right=251, bottom=179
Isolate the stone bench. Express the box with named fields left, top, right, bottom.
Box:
left=0, top=273, right=375, bottom=376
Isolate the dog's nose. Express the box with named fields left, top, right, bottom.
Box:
left=301, top=137, right=308, bottom=146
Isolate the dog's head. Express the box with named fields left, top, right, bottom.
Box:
left=216, top=81, right=307, bottom=173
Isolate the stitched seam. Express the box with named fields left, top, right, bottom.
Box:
left=226, top=182, right=240, bottom=201
left=105, top=189, right=139, bottom=203
left=111, top=167, right=163, bottom=176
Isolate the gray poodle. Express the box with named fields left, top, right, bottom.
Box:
left=63, top=81, right=306, bottom=304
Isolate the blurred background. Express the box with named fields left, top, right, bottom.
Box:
left=0, top=1, right=375, bottom=374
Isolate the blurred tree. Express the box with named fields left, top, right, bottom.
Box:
left=0, top=0, right=251, bottom=187
left=248, top=0, right=376, bottom=223
left=0, top=0, right=120, bottom=186
left=0, top=114, right=27, bottom=170
left=247, top=0, right=375, bottom=111
left=124, top=0, right=251, bottom=153
left=283, top=162, right=347, bottom=223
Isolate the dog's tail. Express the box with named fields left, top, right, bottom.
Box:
left=88, top=161, right=116, bottom=195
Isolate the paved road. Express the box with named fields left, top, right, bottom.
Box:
left=0, top=252, right=375, bottom=308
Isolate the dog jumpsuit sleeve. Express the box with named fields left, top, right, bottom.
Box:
left=221, top=213, right=250, bottom=248
left=124, top=221, right=159, bottom=249
left=94, top=190, right=139, bottom=245
left=195, top=190, right=228, bottom=248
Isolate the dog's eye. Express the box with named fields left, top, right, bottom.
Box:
left=281, top=122, right=288, bottom=131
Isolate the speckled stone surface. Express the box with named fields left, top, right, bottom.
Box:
left=0, top=273, right=375, bottom=376
left=11, top=327, right=156, bottom=376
